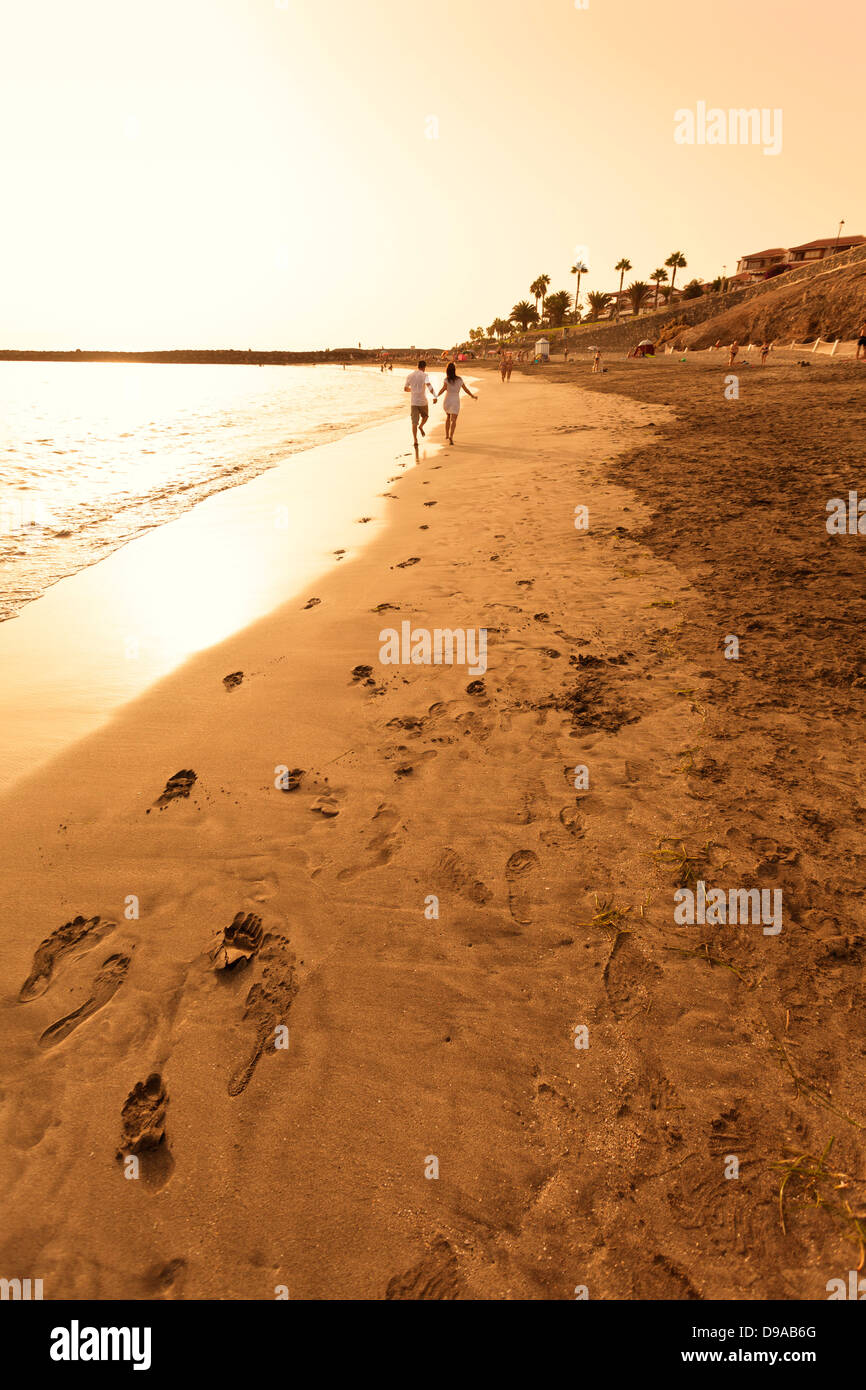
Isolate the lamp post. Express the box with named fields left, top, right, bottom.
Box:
left=833, top=219, right=845, bottom=256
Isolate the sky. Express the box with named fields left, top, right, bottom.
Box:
left=0, top=0, right=864, bottom=350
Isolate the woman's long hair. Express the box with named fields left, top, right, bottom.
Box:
left=445, top=362, right=457, bottom=381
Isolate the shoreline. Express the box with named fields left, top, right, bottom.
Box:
left=1, top=361, right=862, bottom=1299
left=0, top=401, right=437, bottom=793
left=0, top=350, right=440, bottom=366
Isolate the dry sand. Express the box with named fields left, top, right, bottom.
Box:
left=1, top=361, right=863, bottom=1300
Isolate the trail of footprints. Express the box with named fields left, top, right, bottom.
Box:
left=17, top=901, right=297, bottom=1209
left=17, top=568, right=665, bottom=1294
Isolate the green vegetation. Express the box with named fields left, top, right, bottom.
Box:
left=510, top=300, right=539, bottom=332
left=627, top=280, right=652, bottom=315
left=457, top=243, right=718, bottom=349
left=665, top=250, right=688, bottom=297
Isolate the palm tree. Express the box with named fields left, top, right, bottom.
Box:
left=586, top=291, right=612, bottom=321
left=665, top=251, right=687, bottom=299
left=570, top=262, right=588, bottom=322
left=627, top=280, right=651, bottom=315
left=544, top=290, right=573, bottom=328
left=490, top=318, right=512, bottom=340
left=510, top=300, right=539, bottom=332
left=614, top=258, right=631, bottom=318
left=530, top=274, right=551, bottom=320
left=650, top=267, right=668, bottom=309
left=681, top=279, right=704, bottom=300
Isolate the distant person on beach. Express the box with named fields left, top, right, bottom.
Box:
left=434, top=362, right=477, bottom=445
left=505, top=353, right=513, bottom=380
left=499, top=354, right=507, bottom=382
left=728, top=340, right=740, bottom=367
left=404, top=359, right=436, bottom=447
left=760, top=342, right=770, bottom=366
left=592, top=350, right=602, bottom=374
left=857, top=323, right=866, bottom=361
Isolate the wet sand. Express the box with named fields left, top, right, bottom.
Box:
left=1, top=362, right=863, bottom=1300
left=0, top=411, right=420, bottom=792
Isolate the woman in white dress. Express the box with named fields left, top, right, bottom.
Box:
left=435, top=362, right=477, bottom=444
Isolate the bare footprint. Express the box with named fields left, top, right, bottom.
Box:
left=117, top=1073, right=174, bottom=1191
left=153, top=770, right=196, bottom=807
left=506, top=850, right=539, bottom=925
left=439, top=847, right=492, bottom=905
left=19, top=914, right=116, bottom=1002
left=278, top=767, right=305, bottom=793
left=212, top=913, right=264, bottom=971
left=39, top=952, right=132, bottom=1049
left=338, top=804, right=400, bottom=881
left=222, top=671, right=243, bottom=690
left=228, top=934, right=297, bottom=1097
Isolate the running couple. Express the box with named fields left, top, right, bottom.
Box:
left=404, top=360, right=476, bottom=448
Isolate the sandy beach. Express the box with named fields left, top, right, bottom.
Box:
left=1, top=359, right=864, bottom=1301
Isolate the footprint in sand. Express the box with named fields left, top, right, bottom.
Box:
left=212, top=913, right=264, bottom=971
left=141, top=1257, right=186, bottom=1298
left=372, top=603, right=400, bottom=614
left=19, top=914, right=116, bottom=1002
left=278, top=767, right=305, bottom=793
left=388, top=744, right=437, bottom=778
left=153, top=770, right=196, bottom=808
left=559, top=804, right=586, bottom=838
left=117, top=1073, right=174, bottom=1190
left=39, top=952, right=132, bottom=1049
left=439, top=847, right=492, bottom=905
left=222, top=671, right=243, bottom=690
left=386, top=714, right=425, bottom=733
left=338, top=804, right=400, bottom=881
left=228, top=933, right=297, bottom=1097
left=603, top=933, right=661, bottom=1022
left=303, top=597, right=321, bottom=610
left=385, top=1238, right=463, bottom=1300
left=505, top=850, right=539, bottom=925
left=394, top=557, right=420, bottom=569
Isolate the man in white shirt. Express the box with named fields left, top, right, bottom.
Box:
left=403, top=359, right=436, bottom=447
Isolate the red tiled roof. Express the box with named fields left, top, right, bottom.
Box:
left=740, top=248, right=787, bottom=259
left=788, top=235, right=865, bottom=251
